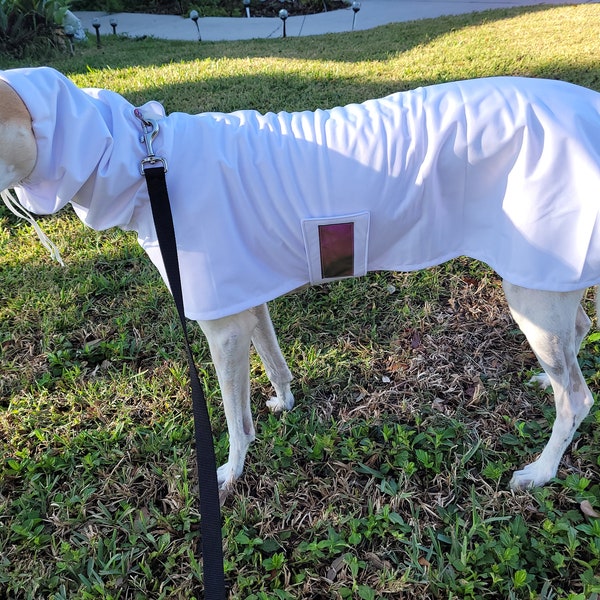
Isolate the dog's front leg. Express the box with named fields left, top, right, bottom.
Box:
left=199, top=309, right=259, bottom=488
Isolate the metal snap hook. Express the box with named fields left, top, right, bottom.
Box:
left=134, top=108, right=168, bottom=174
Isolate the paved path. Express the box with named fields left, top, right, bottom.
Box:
left=75, top=0, right=596, bottom=42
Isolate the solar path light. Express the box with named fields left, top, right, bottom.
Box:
left=279, top=8, right=288, bottom=38
left=190, top=10, right=202, bottom=41
left=92, top=17, right=101, bottom=48
left=351, top=1, right=360, bottom=31
left=64, top=24, right=75, bottom=55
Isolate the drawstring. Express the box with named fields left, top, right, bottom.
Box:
left=1, top=188, right=65, bottom=266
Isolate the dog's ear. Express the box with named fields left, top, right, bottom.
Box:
left=0, top=80, right=36, bottom=187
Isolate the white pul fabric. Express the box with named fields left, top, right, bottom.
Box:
left=4, top=67, right=600, bottom=320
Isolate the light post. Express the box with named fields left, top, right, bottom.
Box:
left=110, top=17, right=117, bottom=34
left=243, top=0, right=251, bottom=18
left=190, top=9, right=201, bottom=41
left=351, top=1, right=360, bottom=31
left=92, top=17, right=101, bottom=48
left=64, top=24, right=75, bottom=55
left=279, top=8, right=288, bottom=38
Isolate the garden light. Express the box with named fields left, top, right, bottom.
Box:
left=351, top=1, right=360, bottom=31
left=64, top=24, right=75, bottom=55
left=190, top=10, right=201, bottom=41
left=92, top=17, right=101, bottom=48
left=279, top=8, right=288, bottom=38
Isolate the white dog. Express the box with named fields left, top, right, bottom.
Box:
left=1, top=67, right=599, bottom=491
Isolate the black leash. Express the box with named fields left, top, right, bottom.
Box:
left=136, top=110, right=226, bottom=600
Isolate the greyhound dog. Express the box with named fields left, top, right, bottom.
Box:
left=1, top=67, right=599, bottom=491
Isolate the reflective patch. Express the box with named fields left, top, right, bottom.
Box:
left=302, top=212, right=370, bottom=284
left=318, top=222, right=354, bottom=279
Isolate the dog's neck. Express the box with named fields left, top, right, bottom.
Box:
left=0, top=80, right=36, bottom=191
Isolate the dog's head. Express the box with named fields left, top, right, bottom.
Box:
left=0, top=75, right=65, bottom=265
left=0, top=79, right=36, bottom=192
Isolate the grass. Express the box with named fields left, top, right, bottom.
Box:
left=1, top=4, right=600, bottom=599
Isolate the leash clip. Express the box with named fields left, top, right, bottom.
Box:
left=135, top=108, right=168, bottom=175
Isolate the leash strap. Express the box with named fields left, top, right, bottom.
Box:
left=141, top=159, right=226, bottom=598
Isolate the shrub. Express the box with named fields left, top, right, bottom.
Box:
left=0, top=0, right=71, bottom=57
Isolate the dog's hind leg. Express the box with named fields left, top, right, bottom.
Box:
left=503, top=281, right=594, bottom=489
left=200, top=309, right=259, bottom=488
left=249, top=303, right=295, bottom=414
left=528, top=303, right=591, bottom=390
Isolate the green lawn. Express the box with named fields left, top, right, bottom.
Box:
left=1, top=5, right=600, bottom=599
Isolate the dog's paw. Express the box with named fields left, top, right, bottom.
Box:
left=217, top=461, right=243, bottom=489
left=527, top=372, right=552, bottom=389
left=509, top=461, right=555, bottom=490
left=266, top=390, right=295, bottom=414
